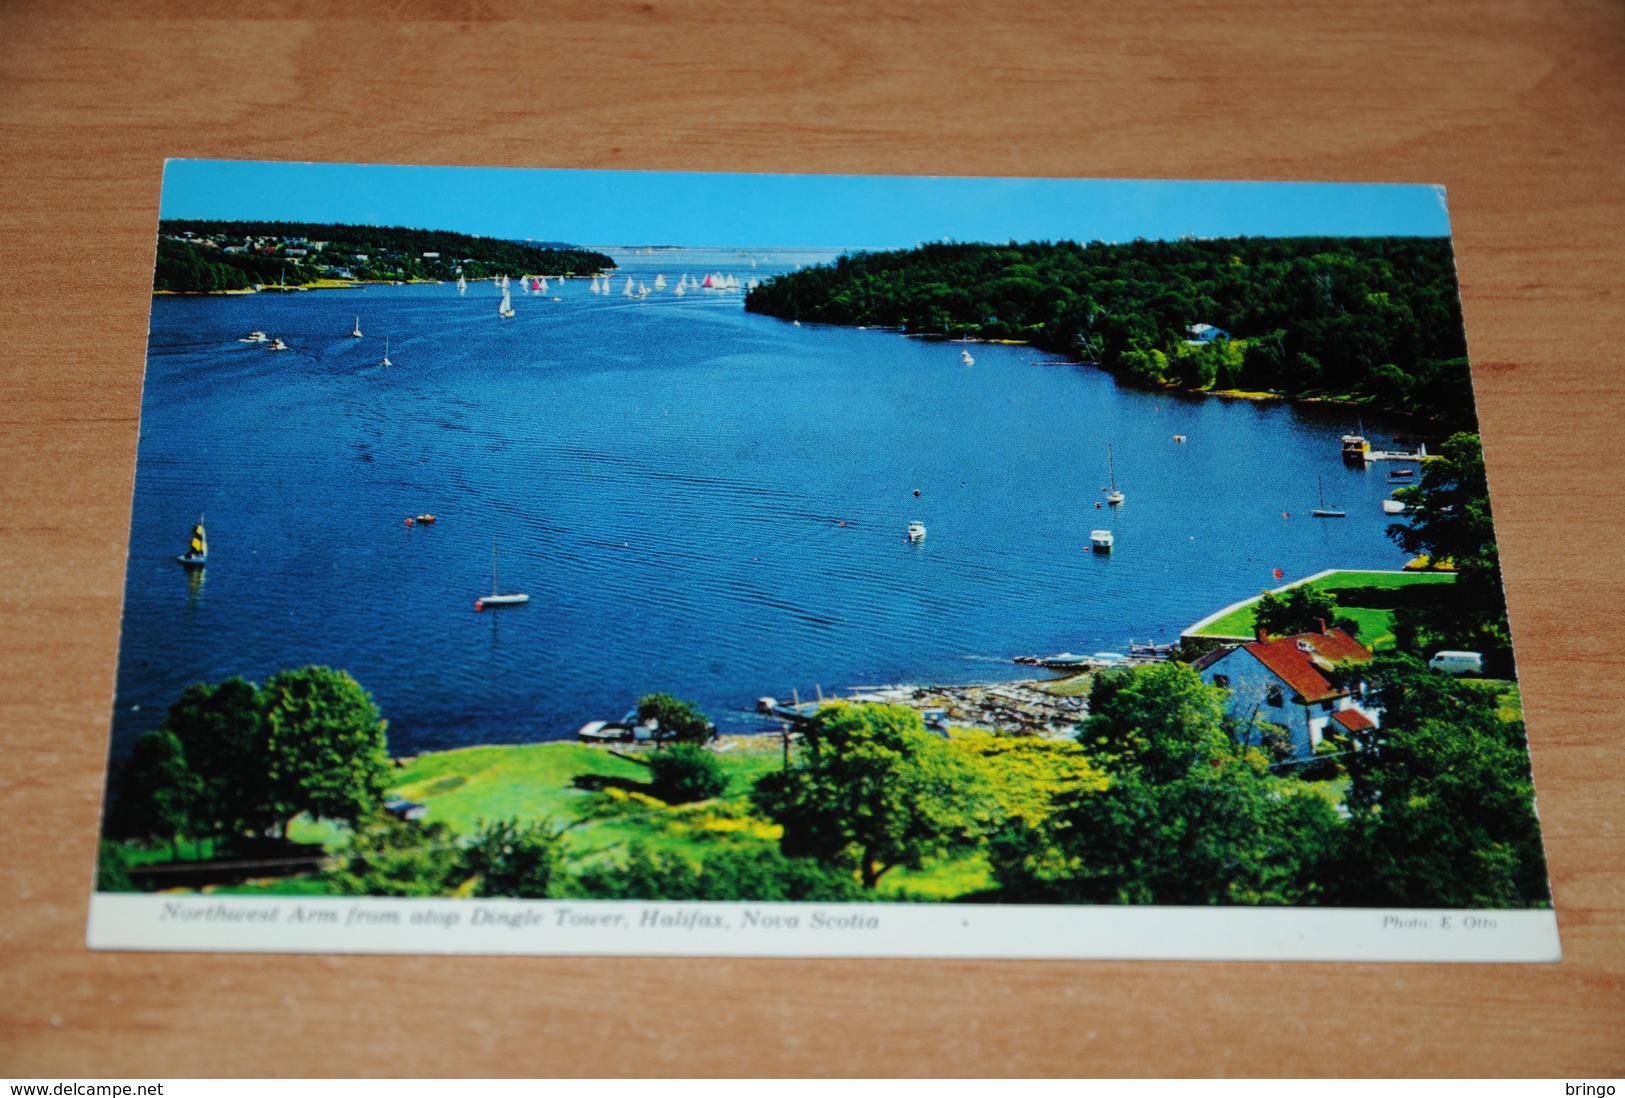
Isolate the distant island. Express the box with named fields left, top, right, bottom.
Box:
left=153, top=220, right=617, bottom=295
left=744, top=236, right=1476, bottom=429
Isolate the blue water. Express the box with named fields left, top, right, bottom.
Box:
left=113, top=247, right=1414, bottom=754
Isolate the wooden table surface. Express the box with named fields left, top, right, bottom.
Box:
left=2, top=0, right=1621, bottom=1078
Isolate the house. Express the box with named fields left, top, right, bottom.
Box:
left=1185, top=322, right=1230, bottom=343
left=1192, top=626, right=1377, bottom=760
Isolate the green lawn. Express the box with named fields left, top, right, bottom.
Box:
left=1191, top=569, right=1457, bottom=647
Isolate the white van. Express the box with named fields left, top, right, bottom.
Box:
left=1428, top=650, right=1484, bottom=676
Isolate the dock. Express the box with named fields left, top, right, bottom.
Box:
left=1363, top=443, right=1429, bottom=463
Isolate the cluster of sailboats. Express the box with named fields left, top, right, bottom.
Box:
left=585, top=271, right=759, bottom=298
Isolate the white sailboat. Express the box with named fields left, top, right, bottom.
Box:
left=623, top=277, right=634, bottom=297
left=351, top=315, right=363, bottom=339
left=1312, top=475, right=1346, bottom=518
left=176, top=516, right=207, bottom=568
left=499, top=286, right=515, bottom=318
left=457, top=273, right=467, bottom=295
left=380, top=335, right=392, bottom=367
left=674, top=280, right=685, bottom=297
left=653, top=273, right=667, bottom=290
left=960, top=349, right=975, bottom=367
left=475, top=539, right=529, bottom=610
left=1105, top=443, right=1124, bottom=506
left=539, top=277, right=549, bottom=294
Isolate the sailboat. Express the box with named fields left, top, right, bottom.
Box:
left=457, top=273, right=467, bottom=295
left=1312, top=475, right=1346, bottom=518
left=379, top=335, right=393, bottom=367
left=177, top=517, right=207, bottom=568
left=623, top=276, right=634, bottom=297
left=499, top=286, right=515, bottom=318
left=351, top=315, right=363, bottom=339
left=475, top=539, right=529, bottom=609
left=1105, top=443, right=1124, bottom=506
left=960, top=349, right=975, bottom=367
left=653, top=273, right=667, bottom=290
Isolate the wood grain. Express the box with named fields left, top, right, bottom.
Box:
left=1, top=0, right=1621, bottom=1077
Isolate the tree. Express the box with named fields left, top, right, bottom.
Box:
left=468, top=818, right=568, bottom=898
left=1252, top=585, right=1358, bottom=640
left=647, top=744, right=729, bottom=803
left=751, top=703, right=994, bottom=889
left=329, top=813, right=467, bottom=897
left=636, top=693, right=715, bottom=744
left=1076, top=662, right=1233, bottom=782
left=106, top=729, right=202, bottom=856
left=1330, top=655, right=1548, bottom=907
left=262, top=667, right=391, bottom=831
left=1387, top=433, right=1511, bottom=654
left=990, top=663, right=1341, bottom=904
left=570, top=842, right=864, bottom=902
left=157, top=677, right=272, bottom=840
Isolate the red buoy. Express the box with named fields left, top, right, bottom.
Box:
left=913, top=489, right=921, bottom=497
left=474, top=599, right=484, bottom=612
left=405, top=517, right=414, bottom=527
left=839, top=521, right=847, bottom=526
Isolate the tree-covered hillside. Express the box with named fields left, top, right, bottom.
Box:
left=744, top=237, right=1476, bottom=427
left=154, top=220, right=616, bottom=294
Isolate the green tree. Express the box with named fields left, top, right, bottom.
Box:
left=468, top=818, right=568, bottom=898
left=157, top=677, right=272, bottom=841
left=329, top=813, right=467, bottom=897
left=570, top=842, right=863, bottom=901
left=262, top=667, right=391, bottom=831
left=1253, top=585, right=1358, bottom=640
left=647, top=744, right=729, bottom=803
left=751, top=703, right=994, bottom=889
left=1331, top=655, right=1548, bottom=907
left=106, top=729, right=202, bottom=856
left=636, top=693, right=715, bottom=744
left=990, top=663, right=1341, bottom=904
left=1388, top=433, right=1510, bottom=654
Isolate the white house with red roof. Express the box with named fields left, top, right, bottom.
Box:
left=1191, top=625, right=1379, bottom=760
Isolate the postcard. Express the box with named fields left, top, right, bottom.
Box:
left=88, top=161, right=1558, bottom=960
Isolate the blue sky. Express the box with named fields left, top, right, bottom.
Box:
left=161, top=160, right=1452, bottom=248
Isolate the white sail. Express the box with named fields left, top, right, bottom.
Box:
left=623, top=276, right=634, bottom=297
left=499, top=287, right=514, bottom=317
left=457, top=273, right=467, bottom=295
left=638, top=281, right=649, bottom=297
left=539, top=277, right=549, bottom=293
left=351, top=314, right=363, bottom=338
left=380, top=335, right=392, bottom=367
left=674, top=281, right=685, bottom=297
left=653, top=273, right=667, bottom=290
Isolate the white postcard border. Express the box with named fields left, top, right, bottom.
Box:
left=88, top=893, right=1560, bottom=962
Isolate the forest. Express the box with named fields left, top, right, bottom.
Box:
left=744, top=236, right=1477, bottom=428
left=152, top=219, right=616, bottom=294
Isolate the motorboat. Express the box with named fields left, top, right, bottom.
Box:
left=907, top=521, right=927, bottom=542
left=238, top=330, right=270, bottom=343
left=1089, top=529, right=1114, bottom=552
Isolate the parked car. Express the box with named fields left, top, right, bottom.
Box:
left=1428, top=650, right=1484, bottom=676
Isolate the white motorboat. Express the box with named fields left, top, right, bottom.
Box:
left=1089, top=529, right=1114, bottom=552
left=239, top=330, right=270, bottom=343
left=907, top=521, right=927, bottom=542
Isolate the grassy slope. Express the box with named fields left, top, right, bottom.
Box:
left=1193, top=569, right=1457, bottom=646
